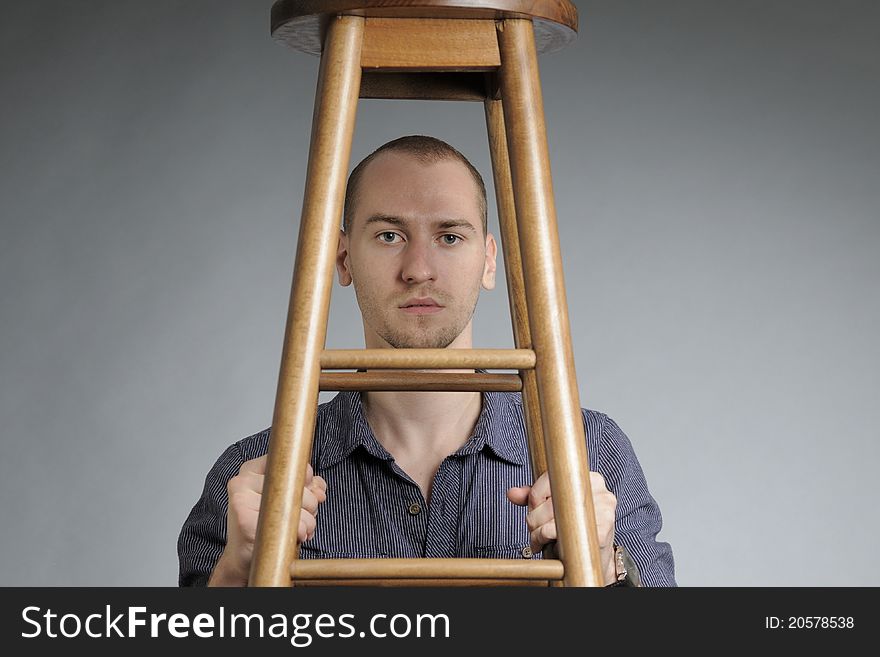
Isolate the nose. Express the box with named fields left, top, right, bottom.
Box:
left=400, top=239, right=435, bottom=285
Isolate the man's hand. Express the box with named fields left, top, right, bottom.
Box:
left=208, top=455, right=327, bottom=587
left=506, top=471, right=618, bottom=585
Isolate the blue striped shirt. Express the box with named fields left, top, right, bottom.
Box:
left=178, top=390, right=676, bottom=586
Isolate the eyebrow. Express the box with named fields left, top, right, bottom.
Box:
left=362, top=214, right=478, bottom=233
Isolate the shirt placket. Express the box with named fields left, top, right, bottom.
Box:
left=423, top=456, right=463, bottom=558
left=386, top=461, right=429, bottom=557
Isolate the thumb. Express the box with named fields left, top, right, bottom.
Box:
left=506, top=485, right=531, bottom=506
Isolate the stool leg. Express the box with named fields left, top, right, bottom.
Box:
left=497, top=18, right=603, bottom=587
left=486, top=98, right=560, bottom=573
left=250, top=15, right=365, bottom=587
left=484, top=99, right=550, bottom=485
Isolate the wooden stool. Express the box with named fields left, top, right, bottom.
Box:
left=251, top=0, right=602, bottom=587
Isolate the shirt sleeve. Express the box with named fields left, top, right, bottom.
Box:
left=591, top=412, right=677, bottom=586
left=177, top=443, right=246, bottom=587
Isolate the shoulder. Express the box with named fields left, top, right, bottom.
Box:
left=497, top=392, right=637, bottom=469
left=581, top=406, right=615, bottom=440
left=231, top=395, right=341, bottom=463
left=232, top=427, right=270, bottom=462
left=497, top=391, right=614, bottom=438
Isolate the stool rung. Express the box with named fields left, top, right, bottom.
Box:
left=319, top=371, right=522, bottom=392
left=320, top=349, right=535, bottom=370
left=291, top=558, right=563, bottom=583
left=293, top=578, right=552, bottom=587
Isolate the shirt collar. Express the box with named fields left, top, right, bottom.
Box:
left=316, top=391, right=393, bottom=468
left=315, top=387, right=525, bottom=469
left=450, top=389, right=524, bottom=465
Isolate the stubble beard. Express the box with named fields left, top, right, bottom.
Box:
left=355, top=285, right=480, bottom=350
left=380, top=316, right=465, bottom=349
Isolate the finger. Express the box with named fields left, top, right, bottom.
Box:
left=305, top=463, right=313, bottom=486
left=525, top=497, right=554, bottom=532
left=529, top=522, right=557, bottom=553
left=231, top=470, right=265, bottom=494
left=589, top=471, right=608, bottom=492
left=298, top=511, right=317, bottom=543
left=308, top=475, right=327, bottom=503
left=593, top=494, right=617, bottom=548
left=506, top=485, right=531, bottom=506
left=228, top=491, right=261, bottom=543
left=228, top=488, right=261, bottom=514
left=240, top=455, right=267, bottom=475
left=301, top=486, right=319, bottom=515
left=528, top=472, right=552, bottom=508
left=593, top=489, right=617, bottom=521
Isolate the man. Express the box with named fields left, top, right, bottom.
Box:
left=178, top=135, right=676, bottom=587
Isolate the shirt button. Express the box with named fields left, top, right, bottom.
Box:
left=521, top=546, right=533, bottom=559
left=408, top=502, right=422, bottom=515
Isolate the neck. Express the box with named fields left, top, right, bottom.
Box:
left=361, top=386, right=482, bottom=457
left=361, top=385, right=482, bottom=501
left=358, top=324, right=483, bottom=495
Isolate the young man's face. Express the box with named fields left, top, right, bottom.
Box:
left=336, top=151, right=497, bottom=349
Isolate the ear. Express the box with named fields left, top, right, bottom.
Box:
left=336, top=229, right=353, bottom=286
left=481, top=232, right=498, bottom=290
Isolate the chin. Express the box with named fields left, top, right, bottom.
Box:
left=389, top=338, right=454, bottom=350
left=383, top=329, right=459, bottom=350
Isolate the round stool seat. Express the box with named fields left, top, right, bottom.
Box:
left=271, top=0, right=578, bottom=55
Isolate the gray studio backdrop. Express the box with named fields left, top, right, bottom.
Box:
left=2, top=0, right=878, bottom=586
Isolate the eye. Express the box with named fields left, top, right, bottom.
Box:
left=378, top=231, right=402, bottom=244
left=440, top=234, right=461, bottom=245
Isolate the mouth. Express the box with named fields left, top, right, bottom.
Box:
left=399, top=297, right=445, bottom=315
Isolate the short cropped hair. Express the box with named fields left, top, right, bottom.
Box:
left=342, top=135, right=487, bottom=235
